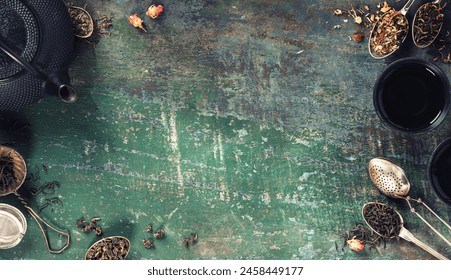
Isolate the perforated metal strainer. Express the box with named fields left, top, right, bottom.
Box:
left=368, top=158, right=410, bottom=198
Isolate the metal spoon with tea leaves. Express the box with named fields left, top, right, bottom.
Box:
left=412, top=0, right=445, bottom=48
left=369, top=0, right=416, bottom=59
left=362, top=202, right=448, bottom=259
left=368, top=158, right=451, bottom=247
left=67, top=4, right=94, bottom=38
left=85, top=236, right=130, bottom=260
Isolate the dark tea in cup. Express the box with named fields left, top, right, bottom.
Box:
left=429, top=137, right=451, bottom=206
left=373, top=58, right=450, bottom=133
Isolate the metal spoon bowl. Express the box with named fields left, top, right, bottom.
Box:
left=85, top=236, right=130, bottom=260
left=67, top=5, right=94, bottom=39
left=368, top=157, right=410, bottom=198
left=412, top=0, right=445, bottom=48
left=362, top=202, right=448, bottom=259
left=369, top=0, right=416, bottom=59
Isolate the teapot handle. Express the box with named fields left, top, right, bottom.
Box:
left=0, top=38, right=47, bottom=81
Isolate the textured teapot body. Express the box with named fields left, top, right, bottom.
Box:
left=0, top=0, right=75, bottom=111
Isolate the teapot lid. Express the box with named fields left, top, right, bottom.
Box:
left=0, top=0, right=39, bottom=80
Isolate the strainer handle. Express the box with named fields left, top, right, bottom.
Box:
left=402, top=196, right=451, bottom=247
left=410, top=207, right=451, bottom=247
left=400, top=0, right=416, bottom=15
left=415, top=199, right=451, bottom=232
left=18, top=196, right=70, bottom=254
left=398, top=227, right=448, bottom=260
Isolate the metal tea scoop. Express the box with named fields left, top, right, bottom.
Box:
left=85, top=236, right=130, bottom=260
left=362, top=202, right=448, bottom=259
left=368, top=158, right=451, bottom=247
left=369, top=0, right=416, bottom=59
left=67, top=4, right=94, bottom=39
left=412, top=0, right=445, bottom=48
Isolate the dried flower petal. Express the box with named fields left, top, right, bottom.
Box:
left=380, top=1, right=392, bottom=13
left=128, top=13, right=147, bottom=32
left=146, top=5, right=164, bottom=19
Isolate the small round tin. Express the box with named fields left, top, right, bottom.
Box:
left=0, top=203, right=27, bottom=249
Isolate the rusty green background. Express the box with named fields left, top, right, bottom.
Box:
left=0, top=0, right=450, bottom=260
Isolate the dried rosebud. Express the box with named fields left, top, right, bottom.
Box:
left=128, top=13, right=147, bottom=32
left=146, top=5, right=164, bottom=19
left=347, top=237, right=365, bottom=252
left=352, top=32, right=365, bottom=43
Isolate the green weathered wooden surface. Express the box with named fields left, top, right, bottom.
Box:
left=0, top=0, right=450, bottom=260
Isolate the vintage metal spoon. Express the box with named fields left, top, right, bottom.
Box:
left=368, top=158, right=451, bottom=247
left=412, top=0, right=445, bottom=48
left=85, top=236, right=130, bottom=260
left=362, top=202, right=448, bottom=260
left=67, top=4, right=94, bottom=39
left=368, top=0, right=416, bottom=59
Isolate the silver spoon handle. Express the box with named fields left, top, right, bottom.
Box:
left=399, top=228, right=448, bottom=260
left=410, top=207, right=451, bottom=247
left=415, top=199, right=451, bottom=232
left=396, top=196, right=451, bottom=241
left=401, top=0, right=416, bottom=15
left=400, top=196, right=451, bottom=246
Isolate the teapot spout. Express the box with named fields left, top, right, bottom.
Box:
left=45, top=70, right=77, bottom=103
left=57, top=84, right=77, bottom=104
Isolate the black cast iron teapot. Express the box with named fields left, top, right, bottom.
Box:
left=0, top=0, right=77, bottom=111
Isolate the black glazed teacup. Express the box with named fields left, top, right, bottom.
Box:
left=373, top=58, right=450, bottom=133
left=428, top=137, right=451, bottom=207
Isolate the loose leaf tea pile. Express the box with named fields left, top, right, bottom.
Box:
left=363, top=203, right=402, bottom=239
left=67, top=4, right=94, bottom=38
left=340, top=223, right=386, bottom=253
left=370, top=11, right=408, bottom=57
left=413, top=2, right=445, bottom=47
left=85, top=236, right=130, bottom=260
left=0, top=155, right=16, bottom=189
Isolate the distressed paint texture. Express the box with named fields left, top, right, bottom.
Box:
left=0, top=0, right=450, bottom=260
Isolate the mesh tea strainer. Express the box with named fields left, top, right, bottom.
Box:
left=368, top=157, right=411, bottom=197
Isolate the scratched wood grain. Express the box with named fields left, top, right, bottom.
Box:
left=0, top=0, right=450, bottom=260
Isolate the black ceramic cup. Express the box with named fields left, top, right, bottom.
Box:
left=373, top=58, right=450, bottom=133
left=428, top=137, right=451, bottom=206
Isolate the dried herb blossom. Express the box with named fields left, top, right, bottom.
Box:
left=340, top=223, right=385, bottom=252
